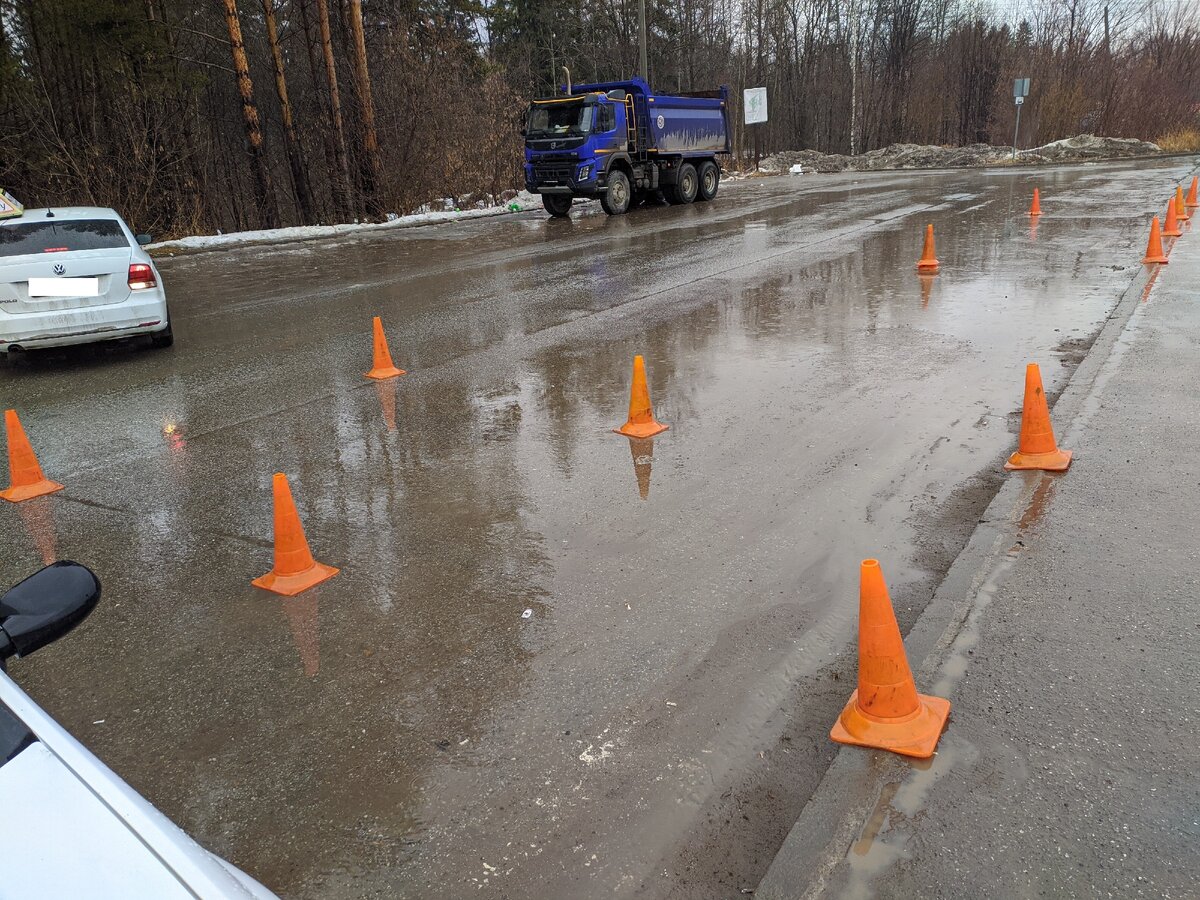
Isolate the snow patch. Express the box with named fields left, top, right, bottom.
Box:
left=148, top=191, right=543, bottom=255
left=759, top=133, right=1166, bottom=175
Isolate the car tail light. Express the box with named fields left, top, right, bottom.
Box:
left=128, top=263, right=156, bottom=290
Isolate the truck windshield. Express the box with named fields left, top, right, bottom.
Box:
left=527, top=101, right=594, bottom=137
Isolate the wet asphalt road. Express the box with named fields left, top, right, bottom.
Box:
left=1, top=158, right=1192, bottom=898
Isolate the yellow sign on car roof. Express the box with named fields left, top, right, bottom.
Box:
left=0, top=189, right=24, bottom=219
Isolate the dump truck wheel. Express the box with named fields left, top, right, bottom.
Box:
left=601, top=171, right=631, bottom=215
left=668, top=164, right=699, bottom=204
left=542, top=194, right=573, bottom=218
left=697, top=161, right=720, bottom=201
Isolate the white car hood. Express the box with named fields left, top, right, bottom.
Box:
left=0, top=741, right=201, bottom=898
left=0, top=673, right=276, bottom=899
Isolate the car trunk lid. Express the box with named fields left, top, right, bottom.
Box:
left=0, top=219, right=134, bottom=313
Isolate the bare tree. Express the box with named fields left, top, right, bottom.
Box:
left=261, top=0, right=315, bottom=223
left=5, top=0, right=1199, bottom=238
left=221, top=0, right=278, bottom=227
left=315, top=0, right=353, bottom=214
left=346, top=0, right=384, bottom=216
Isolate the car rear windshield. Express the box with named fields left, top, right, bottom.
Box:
left=0, top=220, right=129, bottom=257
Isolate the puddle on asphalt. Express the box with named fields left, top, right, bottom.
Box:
left=2, top=159, right=1193, bottom=898
left=841, top=734, right=981, bottom=899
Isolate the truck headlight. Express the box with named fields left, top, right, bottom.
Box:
left=578, top=164, right=593, bottom=181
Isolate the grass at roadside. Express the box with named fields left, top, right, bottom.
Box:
left=1156, top=127, right=1200, bottom=152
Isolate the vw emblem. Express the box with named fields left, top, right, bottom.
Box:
left=53, top=263, right=65, bottom=275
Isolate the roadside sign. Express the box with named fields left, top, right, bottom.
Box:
left=744, top=87, right=768, bottom=125
left=1011, top=77, right=1031, bottom=159
left=0, top=189, right=22, bottom=219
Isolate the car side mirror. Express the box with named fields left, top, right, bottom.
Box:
left=136, top=234, right=153, bottom=245
left=0, top=562, right=101, bottom=663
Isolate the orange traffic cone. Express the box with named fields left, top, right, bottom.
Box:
left=1029, top=188, right=1042, bottom=217
left=1176, top=185, right=1191, bottom=222
left=252, top=473, right=339, bottom=596
left=916, top=224, right=939, bottom=271
left=1164, top=197, right=1183, bottom=238
left=365, top=316, right=405, bottom=380
left=1187, top=176, right=1199, bottom=209
left=1143, top=217, right=1169, bottom=264
left=1, top=410, right=64, bottom=503
left=830, top=559, right=951, bottom=759
left=614, top=355, right=669, bottom=439
left=1005, top=363, right=1072, bottom=471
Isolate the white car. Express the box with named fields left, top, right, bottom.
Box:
left=0, top=206, right=172, bottom=358
left=1, top=563, right=275, bottom=898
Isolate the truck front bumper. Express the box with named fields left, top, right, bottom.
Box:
left=526, top=159, right=602, bottom=197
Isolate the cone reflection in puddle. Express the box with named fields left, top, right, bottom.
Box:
left=375, top=380, right=398, bottom=432
left=628, top=437, right=654, bottom=500
left=1141, top=265, right=1162, bottom=303
left=282, top=593, right=320, bottom=678
left=918, top=273, right=935, bottom=309
left=17, top=495, right=57, bottom=565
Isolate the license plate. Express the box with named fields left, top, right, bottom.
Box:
left=28, top=277, right=100, bottom=298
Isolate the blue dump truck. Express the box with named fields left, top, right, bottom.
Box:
left=523, top=77, right=731, bottom=217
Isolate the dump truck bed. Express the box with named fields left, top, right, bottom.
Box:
left=572, top=78, right=731, bottom=157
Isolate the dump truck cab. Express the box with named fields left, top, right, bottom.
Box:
left=524, top=91, right=629, bottom=212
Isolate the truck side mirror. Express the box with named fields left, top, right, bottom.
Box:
left=0, top=562, right=101, bottom=662
left=519, top=128, right=527, bottom=137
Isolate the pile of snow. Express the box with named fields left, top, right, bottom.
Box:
left=1030, top=134, right=1162, bottom=160
left=148, top=191, right=543, bottom=255
left=767, top=134, right=1164, bottom=175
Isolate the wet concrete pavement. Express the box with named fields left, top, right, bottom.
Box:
left=757, top=171, right=1200, bottom=900
left=1, top=158, right=1194, bottom=898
